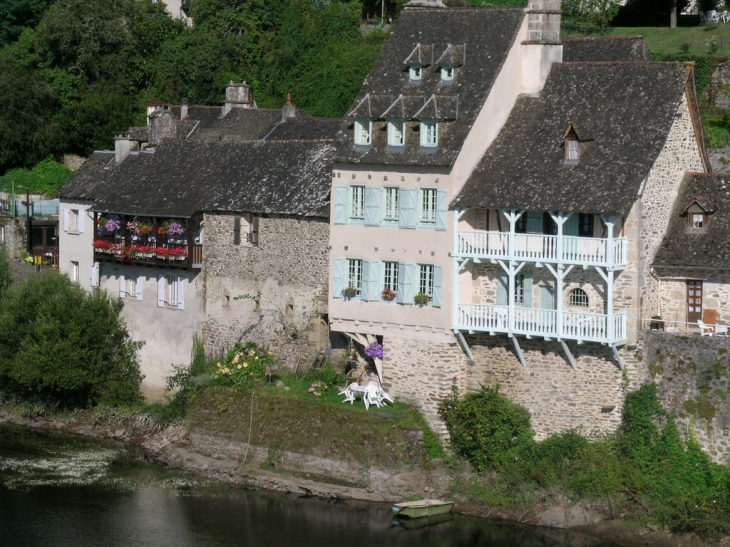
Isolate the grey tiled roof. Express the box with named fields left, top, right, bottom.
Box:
left=654, top=173, right=730, bottom=269
left=187, top=109, right=285, bottom=142
left=59, top=140, right=337, bottom=218
left=335, top=6, right=524, bottom=167
left=562, top=36, right=652, bottom=63
left=453, top=62, right=694, bottom=215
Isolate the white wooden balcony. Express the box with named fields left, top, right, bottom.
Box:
left=455, top=231, right=627, bottom=268
left=456, top=303, right=627, bottom=345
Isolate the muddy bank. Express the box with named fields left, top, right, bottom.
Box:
left=0, top=409, right=726, bottom=547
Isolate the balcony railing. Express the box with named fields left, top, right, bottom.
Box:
left=93, top=240, right=203, bottom=269
left=455, top=231, right=627, bottom=268
left=456, top=303, right=627, bottom=345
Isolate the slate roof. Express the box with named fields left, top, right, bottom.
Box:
left=335, top=6, right=524, bottom=167
left=653, top=173, right=730, bottom=270
left=562, top=36, right=652, bottom=63
left=264, top=118, right=341, bottom=141
left=187, top=108, right=285, bottom=142
left=60, top=140, right=337, bottom=218
left=453, top=62, right=696, bottom=215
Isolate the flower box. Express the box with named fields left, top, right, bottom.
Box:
left=414, top=292, right=432, bottom=307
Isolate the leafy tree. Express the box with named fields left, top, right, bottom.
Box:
left=0, top=0, right=56, bottom=45
left=0, top=273, right=143, bottom=407
left=3, top=156, right=73, bottom=196
left=0, top=246, right=11, bottom=299
left=562, top=0, right=621, bottom=28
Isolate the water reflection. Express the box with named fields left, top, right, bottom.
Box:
left=0, top=425, right=624, bottom=547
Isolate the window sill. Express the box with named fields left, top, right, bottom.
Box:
left=353, top=145, right=371, bottom=152
left=386, top=146, right=405, bottom=153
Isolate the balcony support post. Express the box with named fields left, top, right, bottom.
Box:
left=560, top=339, right=577, bottom=370
left=545, top=262, right=573, bottom=341
left=453, top=209, right=464, bottom=328
left=511, top=336, right=527, bottom=368
left=611, top=344, right=624, bottom=371
left=549, top=211, right=571, bottom=263
left=453, top=330, right=474, bottom=361
left=600, top=215, right=618, bottom=268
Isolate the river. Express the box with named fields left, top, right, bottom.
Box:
left=0, top=425, right=626, bottom=547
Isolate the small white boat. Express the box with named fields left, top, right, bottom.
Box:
left=391, top=499, right=454, bottom=519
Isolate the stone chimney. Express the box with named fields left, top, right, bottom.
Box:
left=146, top=102, right=166, bottom=126
left=149, top=107, right=178, bottom=145
left=114, top=133, right=131, bottom=165
left=223, top=80, right=251, bottom=116
left=521, top=0, right=562, bottom=95
left=282, top=93, right=296, bottom=121
left=180, top=97, right=189, bottom=121
left=406, top=0, right=446, bottom=7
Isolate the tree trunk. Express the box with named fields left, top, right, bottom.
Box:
left=670, top=0, right=677, bottom=29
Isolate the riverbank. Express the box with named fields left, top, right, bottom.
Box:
left=1, top=406, right=726, bottom=547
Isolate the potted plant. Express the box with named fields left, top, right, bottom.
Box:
left=381, top=287, right=396, bottom=301
left=414, top=292, right=432, bottom=307
left=342, top=286, right=358, bottom=300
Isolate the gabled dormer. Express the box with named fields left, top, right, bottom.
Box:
left=682, top=195, right=714, bottom=231
left=414, top=95, right=458, bottom=149
left=562, top=122, right=584, bottom=164
left=434, top=44, right=465, bottom=83
left=347, top=94, right=389, bottom=148
left=403, top=43, right=433, bottom=83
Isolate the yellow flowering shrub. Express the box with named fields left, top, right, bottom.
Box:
left=212, top=342, right=274, bottom=388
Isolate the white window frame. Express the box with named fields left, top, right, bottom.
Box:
left=418, top=264, right=435, bottom=297
left=157, top=274, right=184, bottom=310
left=419, top=188, right=438, bottom=226
left=441, top=66, right=454, bottom=82
left=71, top=261, right=79, bottom=282
left=514, top=273, right=525, bottom=306
left=420, top=120, right=438, bottom=148
left=387, top=120, right=406, bottom=147
left=383, top=261, right=399, bottom=298
left=691, top=213, right=706, bottom=230
left=349, top=185, right=365, bottom=221
left=347, top=258, right=363, bottom=296
left=409, top=64, right=422, bottom=81
left=566, top=139, right=579, bottom=161
left=120, top=274, right=143, bottom=300
left=383, top=187, right=400, bottom=223
left=354, top=118, right=372, bottom=146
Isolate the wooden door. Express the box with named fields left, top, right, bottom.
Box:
left=687, top=280, right=703, bottom=324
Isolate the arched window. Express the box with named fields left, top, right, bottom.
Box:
left=569, top=288, right=589, bottom=307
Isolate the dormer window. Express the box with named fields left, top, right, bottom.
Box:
left=387, top=120, right=406, bottom=147
left=354, top=118, right=372, bottom=146
left=409, top=65, right=422, bottom=81
left=441, top=66, right=454, bottom=82
left=566, top=138, right=579, bottom=162
left=691, top=213, right=706, bottom=230
left=420, top=120, right=438, bottom=148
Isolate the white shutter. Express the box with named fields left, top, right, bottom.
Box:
left=135, top=276, right=143, bottom=300
left=157, top=274, right=165, bottom=307
left=364, top=187, right=382, bottom=227
left=362, top=260, right=380, bottom=301
left=432, top=265, right=443, bottom=308
left=78, top=211, right=85, bottom=233
left=63, top=209, right=70, bottom=232
left=397, top=263, right=414, bottom=304
left=333, top=258, right=345, bottom=298
left=435, top=189, right=448, bottom=231
left=334, top=186, right=348, bottom=225
left=90, top=262, right=100, bottom=288
left=119, top=275, right=126, bottom=298
left=176, top=276, right=185, bottom=310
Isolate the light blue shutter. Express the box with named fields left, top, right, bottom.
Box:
left=526, top=211, right=542, bottom=234
left=564, top=214, right=579, bottom=236
left=522, top=271, right=533, bottom=308
left=397, top=263, right=414, bottom=304
left=363, top=260, right=380, bottom=301
left=540, top=284, right=555, bottom=310
left=497, top=271, right=508, bottom=305
left=435, top=189, right=448, bottom=231
left=399, top=188, right=418, bottom=229
left=431, top=265, right=443, bottom=308
left=333, top=258, right=346, bottom=298
left=334, top=186, right=348, bottom=225
left=364, top=187, right=382, bottom=226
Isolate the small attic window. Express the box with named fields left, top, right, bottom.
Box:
left=420, top=120, right=438, bottom=148
left=690, top=212, right=707, bottom=231
left=441, top=66, right=454, bottom=82
left=354, top=118, right=372, bottom=146
left=565, top=138, right=579, bottom=162
left=409, top=65, right=422, bottom=81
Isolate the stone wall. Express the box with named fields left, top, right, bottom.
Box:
left=202, top=213, right=330, bottom=368
left=642, top=330, right=730, bottom=464
left=657, top=269, right=730, bottom=332
left=466, top=335, right=631, bottom=439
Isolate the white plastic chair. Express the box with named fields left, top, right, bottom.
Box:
left=715, top=324, right=728, bottom=336
left=697, top=320, right=714, bottom=336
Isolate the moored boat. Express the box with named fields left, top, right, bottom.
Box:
left=391, top=499, right=454, bottom=519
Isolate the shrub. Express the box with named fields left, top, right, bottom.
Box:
left=211, top=341, right=273, bottom=389
left=0, top=273, right=143, bottom=407
left=439, top=384, right=534, bottom=472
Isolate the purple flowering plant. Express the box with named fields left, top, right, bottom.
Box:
left=364, top=342, right=383, bottom=360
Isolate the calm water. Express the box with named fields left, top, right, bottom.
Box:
left=0, top=425, right=624, bottom=547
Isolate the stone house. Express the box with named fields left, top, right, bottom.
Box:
left=328, top=0, right=710, bottom=437
left=59, top=91, right=340, bottom=398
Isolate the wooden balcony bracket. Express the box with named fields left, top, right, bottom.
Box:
left=610, top=344, right=625, bottom=371
left=559, top=339, right=577, bottom=370
left=511, top=336, right=527, bottom=368
left=453, top=330, right=474, bottom=361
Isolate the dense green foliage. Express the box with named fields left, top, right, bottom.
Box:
left=1, top=156, right=73, bottom=196
left=0, top=271, right=143, bottom=408
left=0, top=0, right=389, bottom=172
left=441, top=384, right=730, bottom=537
left=0, top=247, right=11, bottom=298
left=562, top=0, right=620, bottom=28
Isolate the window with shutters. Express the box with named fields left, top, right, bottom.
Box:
left=234, top=213, right=259, bottom=245
left=120, top=274, right=142, bottom=300
left=383, top=261, right=399, bottom=299
left=157, top=274, right=184, bottom=310
left=419, top=188, right=437, bottom=226
left=383, top=187, right=400, bottom=223
left=349, top=186, right=365, bottom=221
left=71, top=261, right=79, bottom=282
left=514, top=273, right=525, bottom=306
left=347, top=258, right=363, bottom=296
left=420, top=120, right=438, bottom=147
left=419, top=264, right=435, bottom=297
left=64, top=208, right=84, bottom=234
